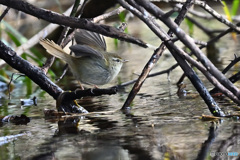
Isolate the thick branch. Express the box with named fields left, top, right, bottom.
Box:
left=0, top=41, right=63, bottom=99
left=60, top=88, right=118, bottom=102
left=0, top=0, right=147, bottom=48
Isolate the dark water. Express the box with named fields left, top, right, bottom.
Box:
left=1, top=9, right=240, bottom=160
left=1, top=79, right=240, bottom=160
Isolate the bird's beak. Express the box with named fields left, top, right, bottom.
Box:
left=123, top=59, right=129, bottom=63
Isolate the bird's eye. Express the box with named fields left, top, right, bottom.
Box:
left=113, top=58, right=121, bottom=62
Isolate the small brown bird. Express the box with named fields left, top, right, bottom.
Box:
left=40, top=29, right=127, bottom=89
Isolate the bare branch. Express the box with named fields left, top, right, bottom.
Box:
left=0, top=5, right=74, bottom=68
left=0, top=7, right=10, bottom=22
left=118, top=0, right=226, bottom=116
left=0, top=41, right=63, bottom=99
left=136, top=0, right=240, bottom=100
left=0, top=0, right=147, bottom=48
left=93, top=6, right=126, bottom=23
left=41, top=0, right=84, bottom=74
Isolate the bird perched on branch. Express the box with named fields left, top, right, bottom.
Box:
left=40, top=29, right=127, bottom=90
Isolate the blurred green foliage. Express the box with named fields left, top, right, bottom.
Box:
left=222, top=0, right=239, bottom=41
left=185, top=18, right=194, bottom=37
left=114, top=11, right=129, bottom=49
left=222, top=0, right=239, bottom=19
left=0, top=20, right=51, bottom=96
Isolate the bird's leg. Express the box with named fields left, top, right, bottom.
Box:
left=72, top=81, right=84, bottom=107
left=93, top=85, right=99, bottom=89
left=78, top=81, right=84, bottom=90
left=90, top=85, right=99, bottom=94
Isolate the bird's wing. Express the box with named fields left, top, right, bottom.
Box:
left=69, top=44, right=104, bottom=59
left=74, top=29, right=106, bottom=51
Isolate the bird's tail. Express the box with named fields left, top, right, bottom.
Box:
left=40, top=39, right=72, bottom=63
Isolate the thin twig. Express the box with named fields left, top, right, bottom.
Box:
left=119, top=0, right=194, bottom=109
left=177, top=23, right=240, bottom=85
left=41, top=0, right=83, bottom=74
left=8, top=73, right=25, bottom=99
left=93, top=6, right=126, bottom=23
left=222, top=55, right=240, bottom=74
left=178, top=46, right=240, bottom=104
left=210, top=56, right=240, bottom=94
left=0, top=7, right=10, bottom=22
left=0, top=5, right=75, bottom=68
left=137, top=0, right=240, bottom=99
left=196, top=1, right=240, bottom=33
left=119, top=0, right=226, bottom=116
left=151, top=0, right=240, bottom=32
left=186, top=15, right=225, bottom=35
left=115, top=63, right=179, bottom=88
